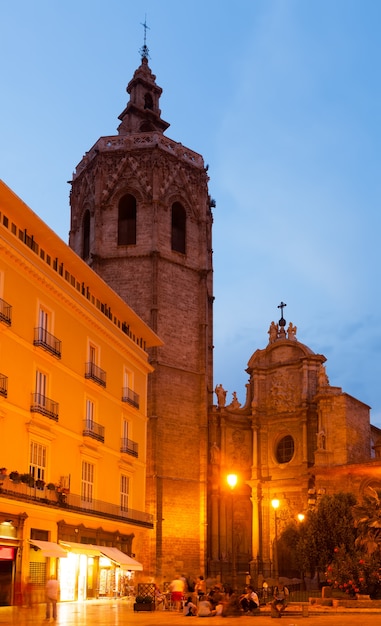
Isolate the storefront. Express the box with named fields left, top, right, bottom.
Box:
left=0, top=521, right=21, bottom=606
left=57, top=542, right=142, bottom=600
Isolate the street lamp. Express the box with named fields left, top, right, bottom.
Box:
left=271, top=498, right=280, bottom=580
left=227, top=474, right=238, bottom=589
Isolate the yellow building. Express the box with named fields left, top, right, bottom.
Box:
left=0, top=180, right=162, bottom=605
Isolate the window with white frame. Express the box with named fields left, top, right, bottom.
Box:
left=81, top=461, right=94, bottom=503
left=120, top=475, right=129, bottom=512
left=29, top=441, right=46, bottom=481
left=35, top=370, right=47, bottom=402
left=86, top=399, right=95, bottom=425
left=89, top=343, right=97, bottom=364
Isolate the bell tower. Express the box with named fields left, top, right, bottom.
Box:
left=69, top=40, right=214, bottom=579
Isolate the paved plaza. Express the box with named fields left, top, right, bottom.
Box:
left=1, top=599, right=381, bottom=626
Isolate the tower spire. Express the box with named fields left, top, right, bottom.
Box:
left=139, top=15, right=150, bottom=60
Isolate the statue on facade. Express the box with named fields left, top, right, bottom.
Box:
left=317, top=429, right=326, bottom=450
left=268, top=321, right=278, bottom=344
left=229, top=391, right=241, bottom=409
left=215, top=384, right=227, bottom=408
left=318, top=364, right=329, bottom=387
left=287, top=322, right=297, bottom=340
left=210, top=442, right=220, bottom=464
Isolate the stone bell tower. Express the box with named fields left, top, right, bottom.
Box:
left=69, top=41, right=214, bottom=579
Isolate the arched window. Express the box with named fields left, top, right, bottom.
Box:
left=144, top=93, right=153, bottom=110
left=118, top=195, right=136, bottom=245
left=171, top=202, right=186, bottom=254
left=82, top=210, right=90, bottom=260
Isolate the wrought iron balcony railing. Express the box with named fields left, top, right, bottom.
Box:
left=33, top=327, right=62, bottom=358
left=82, top=419, right=105, bottom=443
left=120, top=437, right=138, bottom=458
left=0, top=475, right=153, bottom=528
left=0, top=374, right=8, bottom=398
left=121, top=387, right=140, bottom=409
left=85, top=362, right=106, bottom=387
left=30, top=393, right=59, bottom=421
left=0, top=297, right=12, bottom=326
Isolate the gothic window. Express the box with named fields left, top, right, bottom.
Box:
left=275, top=435, right=294, bottom=464
left=171, top=202, right=186, bottom=254
left=82, top=210, right=90, bottom=260
left=118, top=195, right=136, bottom=245
left=144, top=93, right=153, bottom=110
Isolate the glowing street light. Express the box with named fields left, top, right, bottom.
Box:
left=271, top=499, right=280, bottom=580
left=227, top=474, right=238, bottom=588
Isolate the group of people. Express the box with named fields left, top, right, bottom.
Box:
left=155, top=575, right=289, bottom=618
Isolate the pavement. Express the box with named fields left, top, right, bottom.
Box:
left=1, top=599, right=381, bottom=626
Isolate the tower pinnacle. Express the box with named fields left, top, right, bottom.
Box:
left=139, top=15, right=150, bottom=60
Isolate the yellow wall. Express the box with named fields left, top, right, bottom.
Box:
left=0, top=180, right=162, bottom=589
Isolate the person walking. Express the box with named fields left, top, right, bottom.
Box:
left=45, top=575, right=59, bottom=621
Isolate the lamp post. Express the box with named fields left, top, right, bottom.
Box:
left=297, top=513, right=305, bottom=589
left=227, top=473, right=238, bottom=589
left=271, top=498, right=280, bottom=580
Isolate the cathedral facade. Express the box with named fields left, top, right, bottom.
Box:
left=208, top=313, right=381, bottom=586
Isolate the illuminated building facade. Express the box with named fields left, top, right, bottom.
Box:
left=69, top=48, right=213, bottom=581
left=208, top=313, right=381, bottom=585
left=0, top=181, right=161, bottom=604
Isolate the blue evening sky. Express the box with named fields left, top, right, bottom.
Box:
left=1, top=1, right=381, bottom=424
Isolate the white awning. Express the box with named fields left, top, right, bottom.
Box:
left=95, top=546, right=143, bottom=571
left=29, top=540, right=67, bottom=558
left=57, top=541, right=143, bottom=569
left=58, top=541, right=102, bottom=557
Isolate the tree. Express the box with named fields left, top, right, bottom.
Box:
left=295, top=493, right=357, bottom=580
left=352, top=486, right=381, bottom=555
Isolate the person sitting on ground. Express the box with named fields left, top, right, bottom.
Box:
left=198, top=594, right=217, bottom=617
left=183, top=596, right=197, bottom=616
left=239, top=585, right=259, bottom=613
left=271, top=580, right=289, bottom=617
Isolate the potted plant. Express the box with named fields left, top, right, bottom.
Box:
left=9, top=471, right=20, bottom=483
left=20, top=473, right=35, bottom=487
left=35, top=478, right=45, bottom=490
left=46, top=482, right=56, bottom=490
left=133, top=596, right=155, bottom=612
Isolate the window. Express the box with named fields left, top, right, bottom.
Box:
left=29, top=441, right=46, bottom=481
left=120, top=475, right=129, bottom=512
left=171, top=202, right=186, bottom=253
left=122, top=418, right=129, bottom=442
left=118, top=195, right=136, bottom=245
left=35, top=370, right=47, bottom=400
left=144, top=93, right=153, bottom=110
left=83, top=210, right=90, bottom=260
left=38, top=307, right=49, bottom=342
left=86, top=399, right=94, bottom=425
left=89, top=344, right=97, bottom=365
left=81, top=461, right=94, bottom=504
left=275, top=435, right=294, bottom=464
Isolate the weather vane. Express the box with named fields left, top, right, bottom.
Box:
left=139, top=15, right=150, bottom=60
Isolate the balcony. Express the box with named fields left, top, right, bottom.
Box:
left=0, top=476, right=153, bottom=528
left=33, top=327, right=62, bottom=358
left=82, top=419, right=105, bottom=443
left=120, top=437, right=138, bottom=458
left=30, top=393, right=59, bottom=421
left=0, top=297, right=12, bottom=326
left=121, top=386, right=140, bottom=409
left=0, top=374, right=8, bottom=398
left=85, top=362, right=106, bottom=387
